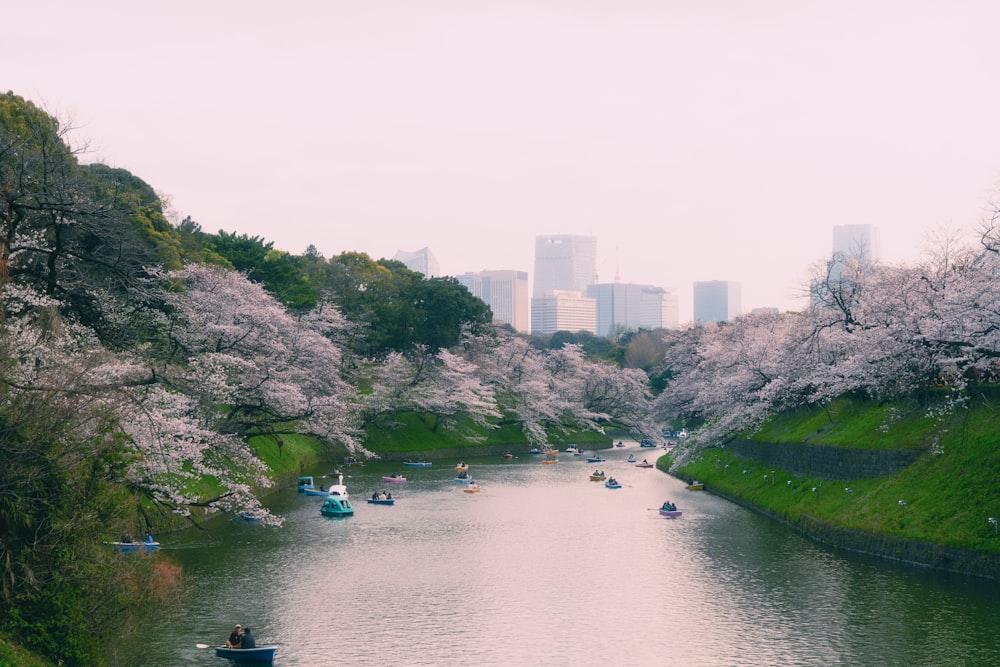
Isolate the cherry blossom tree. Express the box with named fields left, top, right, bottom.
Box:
left=158, top=264, right=358, bottom=451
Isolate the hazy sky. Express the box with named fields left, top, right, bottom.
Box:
left=7, top=1, right=1000, bottom=322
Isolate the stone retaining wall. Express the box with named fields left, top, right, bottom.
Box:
left=724, top=439, right=925, bottom=480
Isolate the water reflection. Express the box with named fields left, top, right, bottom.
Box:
left=114, top=448, right=1000, bottom=667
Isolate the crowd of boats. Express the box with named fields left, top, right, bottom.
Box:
left=294, top=440, right=697, bottom=521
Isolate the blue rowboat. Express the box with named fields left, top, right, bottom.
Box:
left=605, top=480, right=622, bottom=489
left=403, top=461, right=432, bottom=467
left=367, top=498, right=395, bottom=505
left=587, top=457, right=605, bottom=463
left=105, top=539, right=159, bottom=553
left=214, top=645, right=277, bottom=662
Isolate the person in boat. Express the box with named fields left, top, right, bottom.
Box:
left=386, top=492, right=392, bottom=500
left=642, top=459, right=648, bottom=464
left=144, top=533, right=155, bottom=544
left=240, top=626, right=256, bottom=649
left=226, top=624, right=242, bottom=648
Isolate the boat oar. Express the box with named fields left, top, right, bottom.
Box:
left=195, top=643, right=211, bottom=648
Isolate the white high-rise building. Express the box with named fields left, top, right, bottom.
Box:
left=530, top=291, right=597, bottom=336
left=693, top=280, right=742, bottom=323
left=532, top=235, right=597, bottom=298
left=393, top=247, right=440, bottom=277
left=643, top=286, right=679, bottom=331
left=457, top=270, right=529, bottom=333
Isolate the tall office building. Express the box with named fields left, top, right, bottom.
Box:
left=530, top=291, right=597, bottom=336
left=644, top=286, right=680, bottom=331
left=393, top=247, right=440, bottom=277
left=457, top=270, right=529, bottom=333
left=586, top=283, right=679, bottom=337
left=693, top=280, right=742, bottom=323
left=532, top=235, right=597, bottom=298
left=832, top=224, right=881, bottom=263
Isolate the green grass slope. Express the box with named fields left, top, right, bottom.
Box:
left=673, top=393, right=1000, bottom=555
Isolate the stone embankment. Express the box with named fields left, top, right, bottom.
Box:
left=724, top=439, right=924, bottom=479
left=689, top=440, right=1000, bottom=581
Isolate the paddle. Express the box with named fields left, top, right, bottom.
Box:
left=195, top=643, right=211, bottom=649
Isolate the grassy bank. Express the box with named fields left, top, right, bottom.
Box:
left=672, top=393, right=1000, bottom=556
left=0, top=632, right=55, bottom=667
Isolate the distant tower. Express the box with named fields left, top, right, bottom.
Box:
left=693, top=280, right=742, bottom=323
left=532, top=235, right=597, bottom=298
left=832, top=224, right=881, bottom=262
left=393, top=247, right=440, bottom=277
left=457, top=270, right=529, bottom=333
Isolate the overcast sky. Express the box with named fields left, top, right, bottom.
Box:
left=7, top=1, right=1000, bottom=322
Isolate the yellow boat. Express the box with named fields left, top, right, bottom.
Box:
left=686, top=481, right=705, bottom=491
left=542, top=456, right=558, bottom=465
left=464, top=483, right=481, bottom=493
left=589, top=474, right=607, bottom=481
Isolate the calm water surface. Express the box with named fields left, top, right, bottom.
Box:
left=114, top=444, right=1000, bottom=667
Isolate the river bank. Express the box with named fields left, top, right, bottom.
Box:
left=668, top=395, right=1000, bottom=581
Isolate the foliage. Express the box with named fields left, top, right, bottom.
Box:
left=363, top=411, right=611, bottom=453
left=653, top=233, right=1000, bottom=456
left=0, top=632, right=56, bottom=666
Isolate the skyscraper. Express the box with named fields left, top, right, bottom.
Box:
left=693, top=280, right=742, bottom=323
left=393, top=247, right=440, bottom=277
left=586, top=283, right=679, bottom=337
left=832, top=224, right=881, bottom=263
left=530, top=291, right=597, bottom=335
left=457, top=270, right=529, bottom=333
left=532, top=235, right=597, bottom=298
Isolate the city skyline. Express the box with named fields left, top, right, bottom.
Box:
left=7, top=2, right=1000, bottom=324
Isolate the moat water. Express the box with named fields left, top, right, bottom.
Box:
left=113, top=444, right=1000, bottom=666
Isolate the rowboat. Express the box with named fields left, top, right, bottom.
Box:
left=626, top=455, right=636, bottom=463
left=543, top=449, right=558, bottom=455
left=587, top=456, right=606, bottom=463
left=659, top=502, right=682, bottom=518
left=214, top=645, right=278, bottom=662
left=640, top=439, right=657, bottom=448
left=403, top=461, right=432, bottom=467
left=686, top=481, right=705, bottom=491
left=297, top=476, right=315, bottom=492
left=105, top=537, right=160, bottom=553
left=565, top=445, right=580, bottom=453
left=320, top=495, right=355, bottom=517
left=605, top=479, right=622, bottom=489
left=589, top=473, right=607, bottom=481
left=455, top=471, right=472, bottom=482
left=367, top=497, right=395, bottom=505
left=463, top=482, right=481, bottom=493
left=635, top=461, right=654, bottom=469
left=382, top=474, right=407, bottom=483
left=301, top=486, right=329, bottom=496
left=542, top=456, right=558, bottom=465
left=346, top=459, right=365, bottom=467
left=528, top=448, right=542, bottom=455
